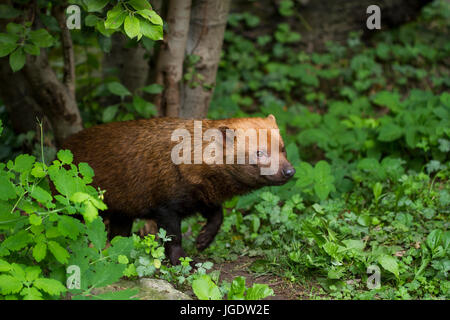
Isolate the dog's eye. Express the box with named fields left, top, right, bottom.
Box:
left=256, top=151, right=265, bottom=157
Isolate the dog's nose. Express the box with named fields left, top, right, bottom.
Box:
left=282, top=167, right=296, bottom=178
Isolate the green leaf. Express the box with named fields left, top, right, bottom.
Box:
left=31, top=163, right=47, bottom=178
left=30, top=186, right=52, bottom=204
left=124, top=15, right=141, bottom=39
left=426, top=229, right=443, bottom=251
left=57, top=215, right=85, bottom=240
left=78, top=162, right=95, bottom=183
left=14, top=154, right=36, bottom=173
left=86, top=217, right=107, bottom=250
left=9, top=48, right=25, bottom=72
left=29, top=29, right=54, bottom=48
left=0, top=33, right=17, bottom=57
left=378, top=255, right=399, bottom=278
left=29, top=214, right=42, bottom=226
left=85, top=14, right=101, bottom=27
left=0, top=176, right=17, bottom=200
left=32, top=242, right=47, bottom=262
left=192, top=275, right=222, bottom=300
left=57, top=149, right=73, bottom=165
left=0, top=5, right=22, bottom=19
left=23, top=44, right=40, bottom=56
left=140, top=20, right=163, bottom=40
left=25, top=266, right=42, bottom=282
left=0, top=259, right=11, bottom=272
left=48, top=241, right=70, bottom=264
left=246, top=283, right=274, bottom=300
left=147, top=10, right=163, bottom=25
left=34, top=278, right=67, bottom=296
left=0, top=275, right=23, bottom=295
left=378, top=123, right=403, bottom=142
left=2, top=230, right=32, bottom=251
left=102, top=105, right=119, bottom=123
left=86, top=0, right=109, bottom=12
left=228, top=276, right=246, bottom=300
left=107, top=82, right=131, bottom=98
left=141, top=84, right=163, bottom=94
left=133, top=96, right=156, bottom=118
left=20, top=286, right=43, bottom=300
left=104, top=5, right=127, bottom=29
left=128, top=0, right=152, bottom=11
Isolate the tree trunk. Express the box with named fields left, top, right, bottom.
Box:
left=0, top=58, right=44, bottom=135
left=23, top=50, right=83, bottom=147
left=103, top=34, right=150, bottom=95
left=154, top=0, right=192, bottom=117
left=181, top=0, right=231, bottom=119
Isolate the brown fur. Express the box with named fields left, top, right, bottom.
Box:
left=61, top=116, right=294, bottom=264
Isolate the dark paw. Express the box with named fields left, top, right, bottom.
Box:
left=196, top=231, right=214, bottom=251
left=167, top=246, right=187, bottom=265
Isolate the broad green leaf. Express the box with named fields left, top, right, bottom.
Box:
left=34, top=278, right=67, bottom=296
left=0, top=275, right=23, bottom=294
left=426, top=229, right=443, bottom=251
left=20, top=286, right=43, bottom=300
left=142, top=84, right=163, bottom=94
left=29, top=29, right=53, bottom=48
left=192, top=275, right=222, bottom=300
left=378, top=123, right=403, bottom=142
left=32, top=242, right=47, bottom=262
left=25, top=266, right=41, bottom=282
left=2, top=230, right=32, bottom=251
left=86, top=217, right=107, bottom=249
left=48, top=241, right=70, bottom=264
left=0, top=259, right=11, bottom=272
left=0, top=176, right=16, bottom=200
left=57, top=149, right=73, bottom=164
left=378, top=255, right=399, bottom=278
left=102, top=105, right=119, bottom=122
left=124, top=15, right=141, bottom=39
left=140, top=20, right=163, bottom=40
left=57, top=215, right=85, bottom=240
left=8, top=44, right=25, bottom=71
left=0, top=4, right=21, bottom=19
left=29, top=214, right=42, bottom=226
left=246, top=283, right=274, bottom=300
left=228, top=276, right=246, bottom=300
left=14, top=154, right=36, bottom=173
left=30, top=186, right=52, bottom=204
left=104, top=5, right=127, bottom=29
left=128, top=0, right=152, bottom=11
left=78, top=162, right=95, bottom=183
left=147, top=10, right=163, bottom=25
left=86, top=0, right=109, bottom=12
left=107, top=82, right=131, bottom=97
left=0, top=34, right=17, bottom=57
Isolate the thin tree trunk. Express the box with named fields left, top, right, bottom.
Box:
left=23, top=50, right=83, bottom=147
left=0, top=57, right=44, bottom=135
left=103, top=34, right=150, bottom=95
left=154, top=0, right=192, bottom=117
left=181, top=0, right=231, bottom=119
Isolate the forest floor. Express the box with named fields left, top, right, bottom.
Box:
left=209, top=256, right=319, bottom=300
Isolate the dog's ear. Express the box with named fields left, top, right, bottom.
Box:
left=267, top=114, right=277, bottom=123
